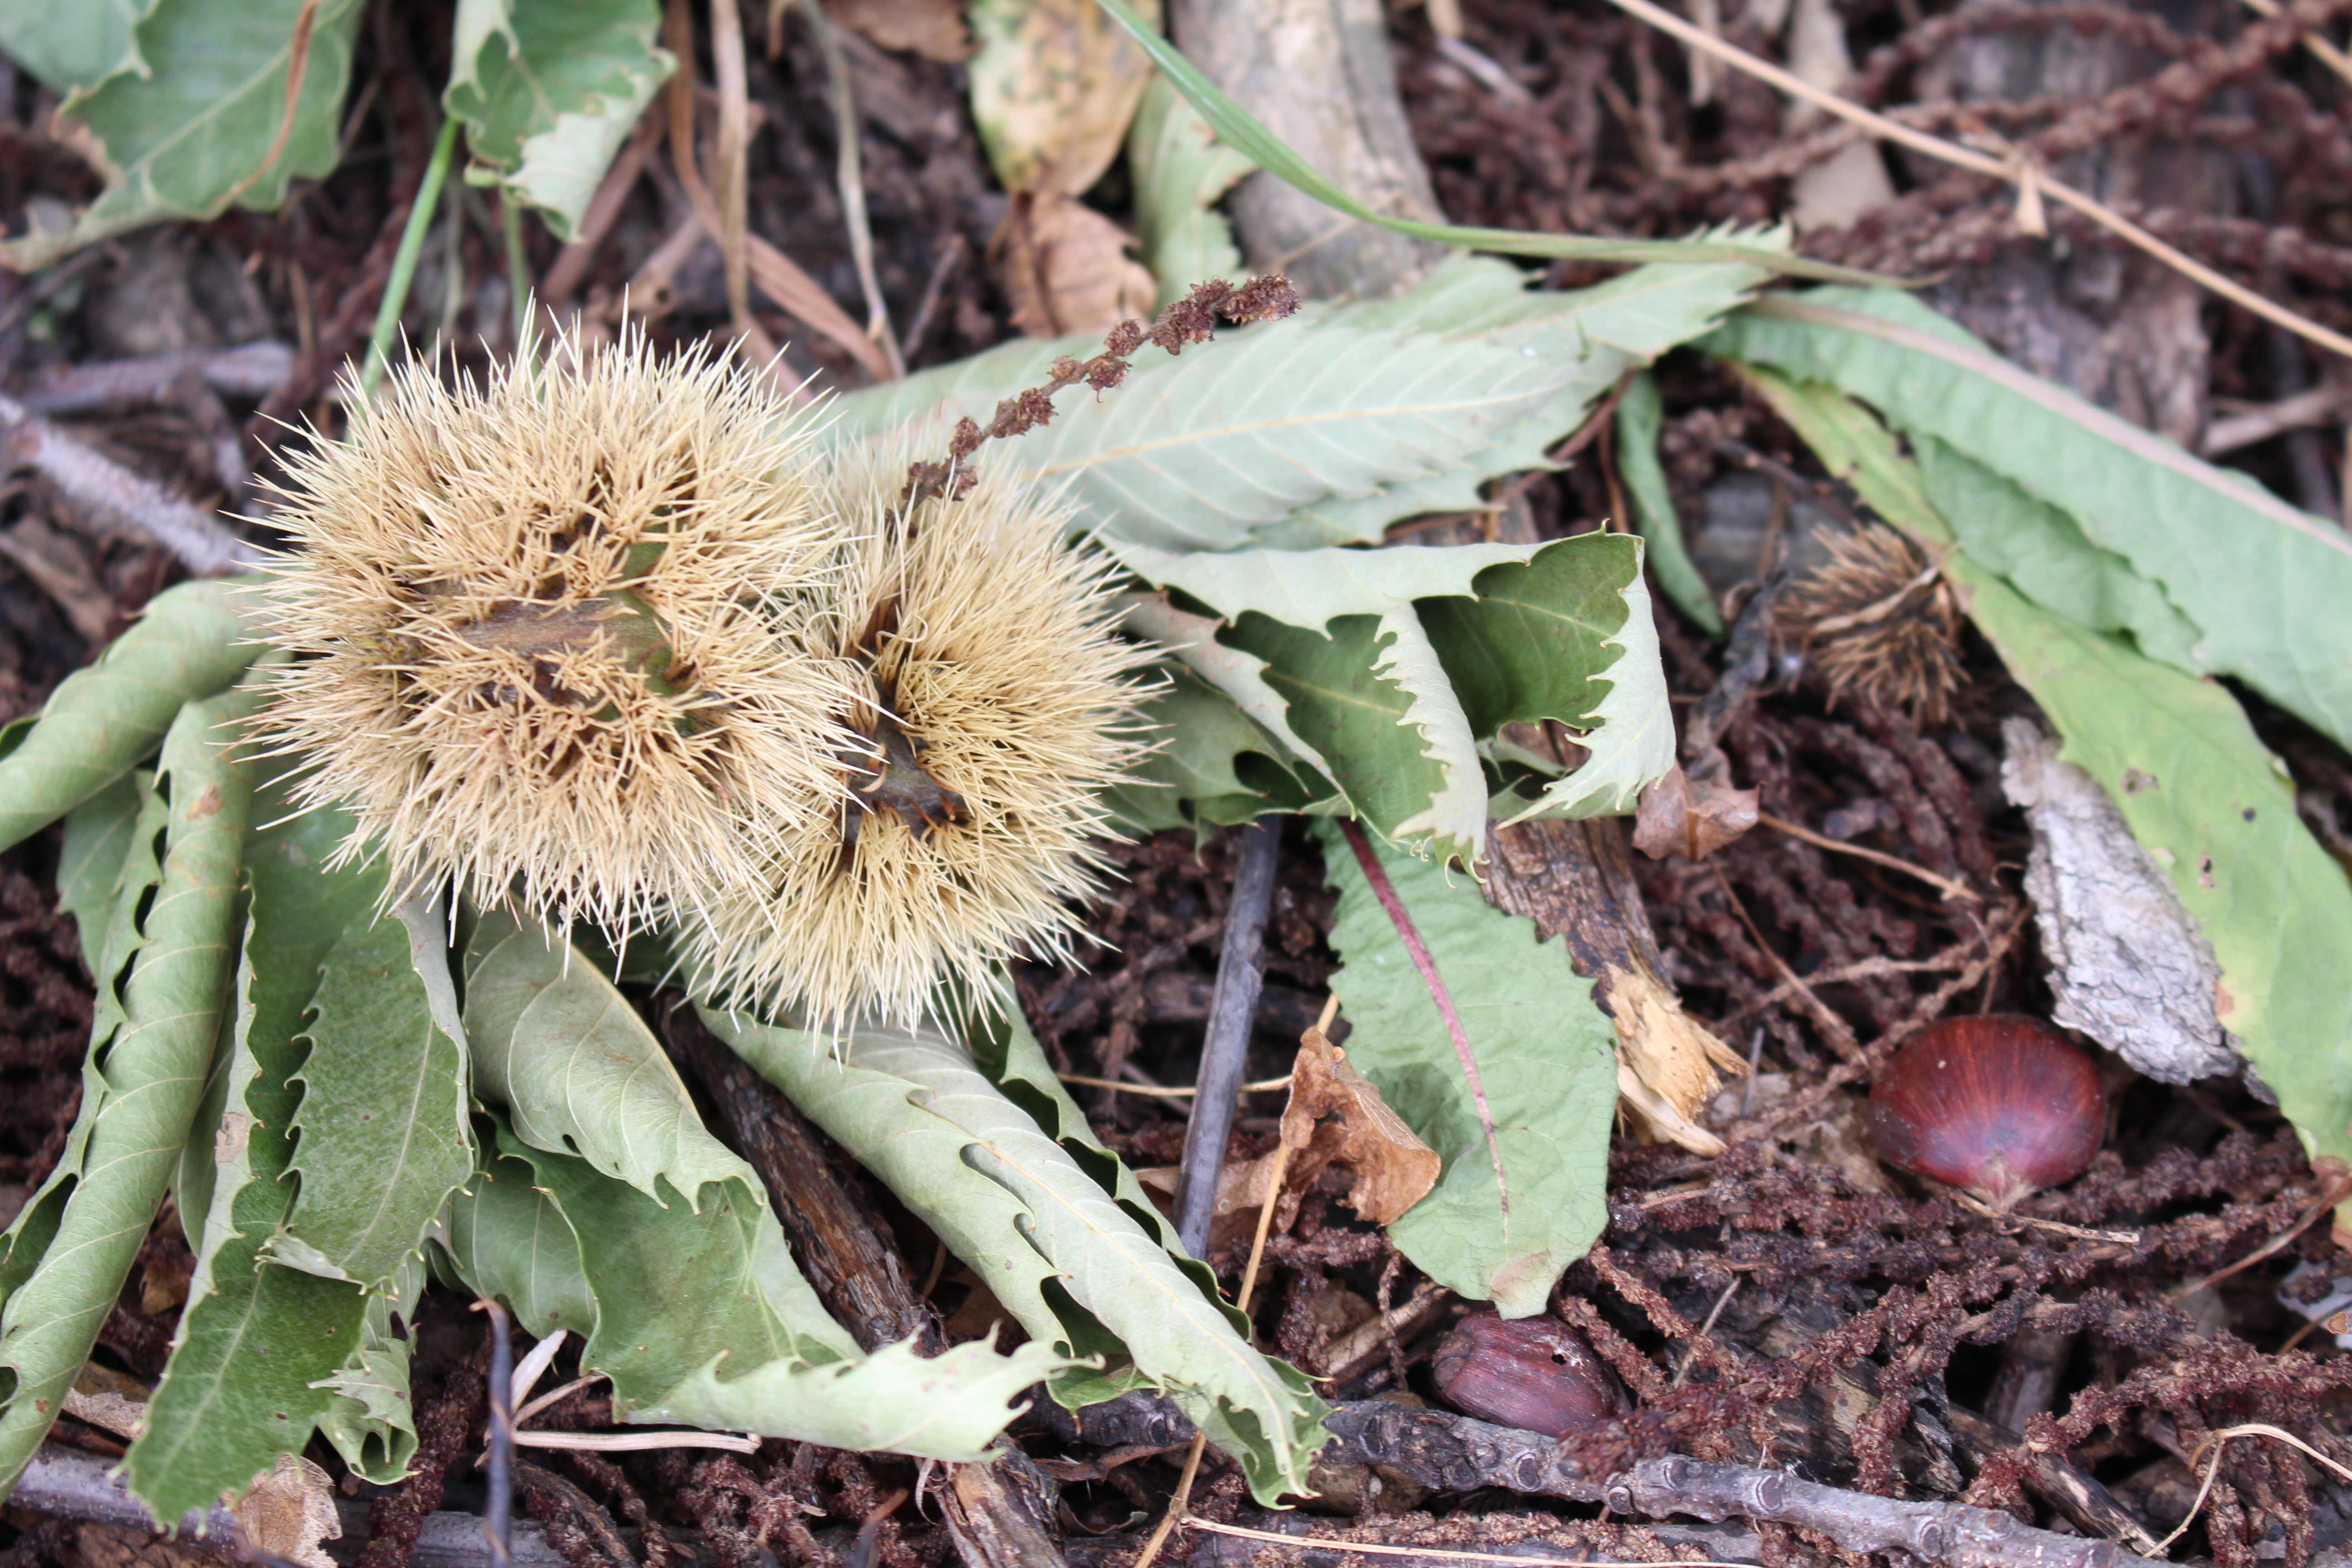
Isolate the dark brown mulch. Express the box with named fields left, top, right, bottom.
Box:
left=0, top=0, right=2346, bottom=1564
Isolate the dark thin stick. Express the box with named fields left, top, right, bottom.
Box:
left=1338, top=819, right=1508, bottom=1220
left=1175, top=819, right=1281, bottom=1258
left=475, top=1301, right=516, bottom=1568
left=897, top=232, right=965, bottom=367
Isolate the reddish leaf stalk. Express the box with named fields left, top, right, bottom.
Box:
left=1339, top=818, right=1509, bottom=1220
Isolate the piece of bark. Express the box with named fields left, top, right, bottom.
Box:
left=1981, top=1324, right=2075, bottom=1438
left=662, top=1006, right=939, bottom=1351
left=1913, top=6, right=2230, bottom=451
left=939, top=1447, right=1066, bottom=1568
left=1166, top=0, right=1443, bottom=299
left=1485, top=807, right=1749, bottom=1156
left=1720, top=1275, right=1961, bottom=1498
left=1019, top=1388, right=1198, bottom=1450
left=664, top=1013, right=960, bottom=1353
left=1999, top=718, right=2240, bottom=1083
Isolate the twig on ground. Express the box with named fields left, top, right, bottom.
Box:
left=706, top=0, right=756, bottom=356
left=475, top=1301, right=515, bottom=1568
left=1177, top=1519, right=1751, bottom=1568
left=2201, top=383, right=2352, bottom=457
left=1175, top=819, right=1281, bottom=1257
left=510, top=1432, right=760, bottom=1455
left=1619, top=1456, right=2167, bottom=1568
left=664, top=0, right=780, bottom=376
left=2233, top=0, right=2352, bottom=88
left=0, top=393, right=260, bottom=574
left=512, top=1374, right=600, bottom=1429
left=1709, top=863, right=1863, bottom=1061
left=898, top=233, right=966, bottom=365
left=2156, top=1423, right=2352, bottom=1553
left=1054, top=1073, right=1293, bottom=1098
left=1316, top=1283, right=1455, bottom=1385
left=20, top=343, right=294, bottom=415
left=1941, top=1404, right=2161, bottom=1555
left=2166, top=1166, right=2352, bottom=1300
left=662, top=0, right=886, bottom=384
left=1138, top=1049, right=1302, bottom=1568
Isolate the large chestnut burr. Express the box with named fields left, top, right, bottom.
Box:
left=1867, top=1015, right=2107, bottom=1209
left=1430, top=1313, right=1627, bottom=1437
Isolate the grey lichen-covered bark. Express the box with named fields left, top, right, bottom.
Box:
left=1167, top=0, right=1446, bottom=299
left=2001, top=717, right=2241, bottom=1083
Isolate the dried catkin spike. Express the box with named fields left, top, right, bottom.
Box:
left=255, top=333, right=857, bottom=933
left=685, top=441, right=1152, bottom=1028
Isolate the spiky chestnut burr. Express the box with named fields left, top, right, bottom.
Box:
left=1867, top=1016, right=2107, bottom=1209
left=255, top=335, right=857, bottom=932
left=682, top=442, right=1151, bottom=1028
left=1781, top=522, right=1963, bottom=728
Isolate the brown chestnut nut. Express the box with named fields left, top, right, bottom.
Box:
left=1430, top=1313, right=1627, bottom=1437
left=1867, top=1015, right=2106, bottom=1209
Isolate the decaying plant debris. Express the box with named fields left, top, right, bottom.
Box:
left=0, top=0, right=2350, bottom=1567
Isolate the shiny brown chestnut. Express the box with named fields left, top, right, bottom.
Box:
left=1867, top=1015, right=2107, bottom=1209
left=1429, top=1313, right=1627, bottom=1437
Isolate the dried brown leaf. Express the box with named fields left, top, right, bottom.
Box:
left=830, top=0, right=974, bottom=60
left=1139, top=1022, right=1441, bottom=1251
left=999, top=191, right=1158, bottom=340
left=230, top=1454, right=341, bottom=1568
left=1632, top=757, right=1759, bottom=862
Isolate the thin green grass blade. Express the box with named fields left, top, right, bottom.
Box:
left=1092, top=0, right=1886, bottom=284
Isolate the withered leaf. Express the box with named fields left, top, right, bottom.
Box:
left=230, top=1454, right=341, bottom=1568
left=1140, top=1020, right=1441, bottom=1252
left=1632, top=754, right=1759, bottom=862
left=998, top=191, right=1157, bottom=340
left=829, top=0, right=974, bottom=61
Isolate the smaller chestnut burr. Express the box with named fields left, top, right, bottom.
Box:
left=1867, top=1015, right=2107, bottom=1209
left=1430, top=1313, right=1627, bottom=1438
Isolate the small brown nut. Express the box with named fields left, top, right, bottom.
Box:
left=1430, top=1313, right=1627, bottom=1437
left=1867, top=1014, right=2107, bottom=1210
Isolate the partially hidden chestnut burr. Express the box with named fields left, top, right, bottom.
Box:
left=1430, top=1313, right=1627, bottom=1438
left=1867, top=1015, right=2107, bottom=1209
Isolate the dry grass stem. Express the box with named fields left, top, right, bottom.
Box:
left=1602, top=0, right=2352, bottom=364
left=1759, top=813, right=1977, bottom=902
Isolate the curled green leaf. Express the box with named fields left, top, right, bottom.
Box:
left=0, top=578, right=263, bottom=857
